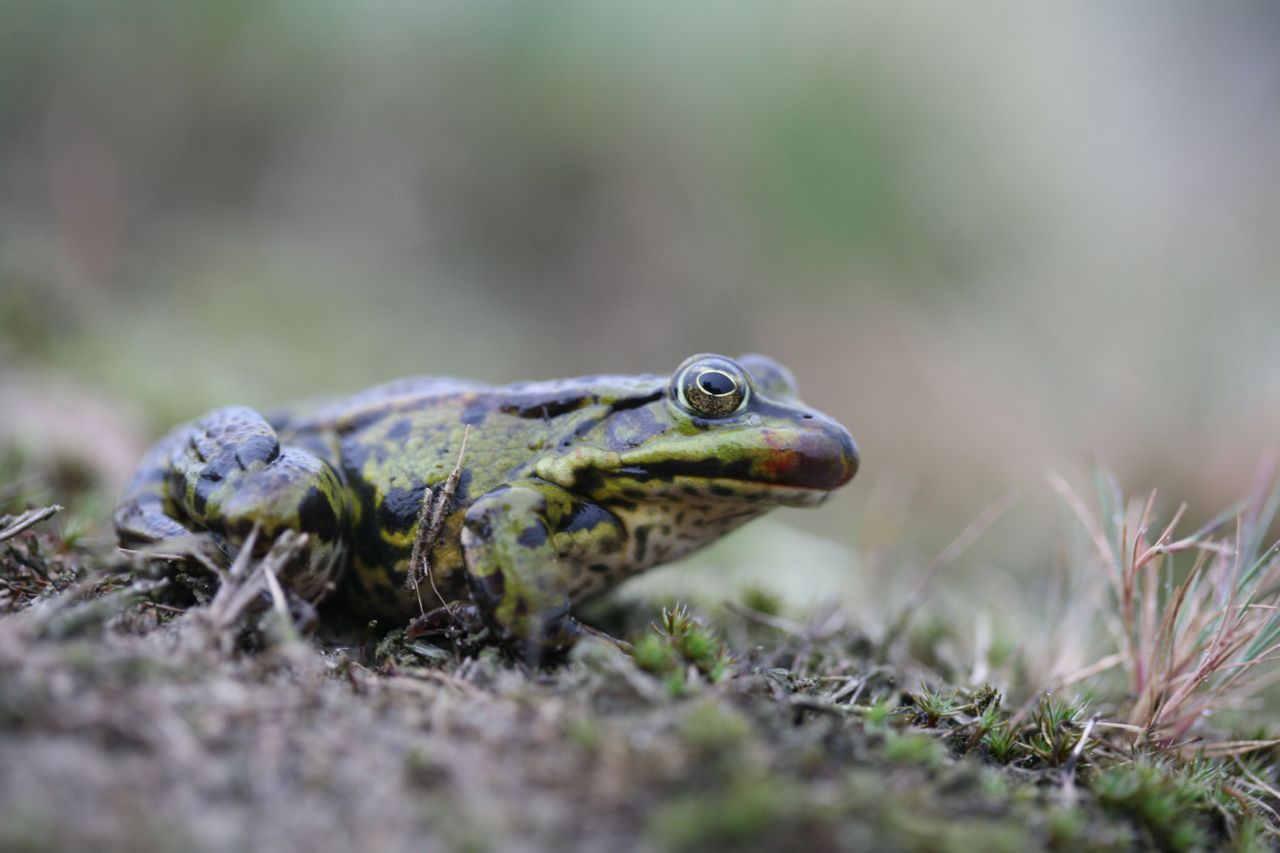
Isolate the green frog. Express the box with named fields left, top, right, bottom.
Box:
left=114, top=353, right=857, bottom=654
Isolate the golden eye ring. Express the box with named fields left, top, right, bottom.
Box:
left=675, top=358, right=749, bottom=418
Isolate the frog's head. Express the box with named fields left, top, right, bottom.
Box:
left=540, top=353, right=858, bottom=509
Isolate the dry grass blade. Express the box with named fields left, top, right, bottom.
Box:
left=1056, top=467, right=1280, bottom=751
left=188, top=526, right=309, bottom=651
left=1193, top=739, right=1280, bottom=758
left=882, top=488, right=1018, bottom=650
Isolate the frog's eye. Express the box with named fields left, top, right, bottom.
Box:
left=675, top=357, right=750, bottom=418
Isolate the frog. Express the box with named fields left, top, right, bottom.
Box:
left=114, top=353, right=858, bottom=656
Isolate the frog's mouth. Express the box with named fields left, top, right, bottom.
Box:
left=611, top=425, right=859, bottom=505
left=609, top=468, right=839, bottom=507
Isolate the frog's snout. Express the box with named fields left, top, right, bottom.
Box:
left=777, top=418, right=859, bottom=492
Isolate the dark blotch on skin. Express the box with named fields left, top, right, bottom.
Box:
left=193, top=458, right=232, bottom=515
left=500, top=394, right=595, bottom=419
left=468, top=514, right=493, bottom=541
left=517, top=524, right=548, bottom=548
left=234, top=434, right=279, bottom=468
left=571, top=468, right=604, bottom=496
left=379, top=485, right=426, bottom=533
left=588, top=563, right=610, bottom=574
left=563, top=503, right=614, bottom=534
left=460, top=404, right=489, bottom=426
left=453, top=469, right=473, bottom=504
left=386, top=418, right=412, bottom=442
left=298, top=485, right=341, bottom=542
left=634, top=526, right=650, bottom=563
left=630, top=457, right=754, bottom=483
left=204, top=451, right=238, bottom=481
left=337, top=435, right=376, bottom=474
left=339, top=407, right=394, bottom=435
left=608, top=391, right=664, bottom=413
left=605, top=407, right=664, bottom=452
left=229, top=517, right=257, bottom=541
left=468, top=569, right=506, bottom=610
left=348, top=478, right=411, bottom=570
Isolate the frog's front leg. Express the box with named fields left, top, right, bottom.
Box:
left=461, top=481, right=619, bottom=659
left=114, top=406, right=351, bottom=602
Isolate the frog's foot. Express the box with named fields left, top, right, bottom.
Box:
left=114, top=406, right=351, bottom=603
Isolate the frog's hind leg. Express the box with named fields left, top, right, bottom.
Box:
left=114, top=406, right=351, bottom=603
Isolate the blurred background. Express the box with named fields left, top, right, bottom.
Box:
left=4, top=2, right=1280, bottom=633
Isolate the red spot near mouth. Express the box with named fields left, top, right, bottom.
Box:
left=763, top=449, right=800, bottom=480
left=758, top=424, right=859, bottom=490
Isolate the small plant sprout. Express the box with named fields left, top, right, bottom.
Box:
left=1052, top=467, right=1280, bottom=750
left=1027, top=694, right=1086, bottom=765
left=658, top=604, right=733, bottom=681
left=632, top=603, right=733, bottom=694
left=909, top=681, right=956, bottom=728
left=982, top=719, right=1020, bottom=764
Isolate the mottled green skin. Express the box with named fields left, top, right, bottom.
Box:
left=115, top=354, right=858, bottom=652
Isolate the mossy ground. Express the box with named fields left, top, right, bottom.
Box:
left=1, top=452, right=1277, bottom=853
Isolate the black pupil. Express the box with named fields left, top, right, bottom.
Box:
left=697, top=370, right=736, bottom=396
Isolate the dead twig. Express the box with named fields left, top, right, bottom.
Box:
left=0, top=504, right=62, bottom=542
left=406, top=425, right=471, bottom=615
left=195, top=526, right=308, bottom=650
left=1061, top=713, right=1101, bottom=806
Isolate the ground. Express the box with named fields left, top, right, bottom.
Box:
left=1, top=453, right=1277, bottom=852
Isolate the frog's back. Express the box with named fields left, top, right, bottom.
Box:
left=268, top=376, right=492, bottom=435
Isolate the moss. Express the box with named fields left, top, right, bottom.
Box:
left=738, top=584, right=784, bottom=617
left=677, top=700, right=754, bottom=753
left=647, top=776, right=795, bottom=851
left=883, top=730, right=948, bottom=767
left=1092, top=760, right=1214, bottom=852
